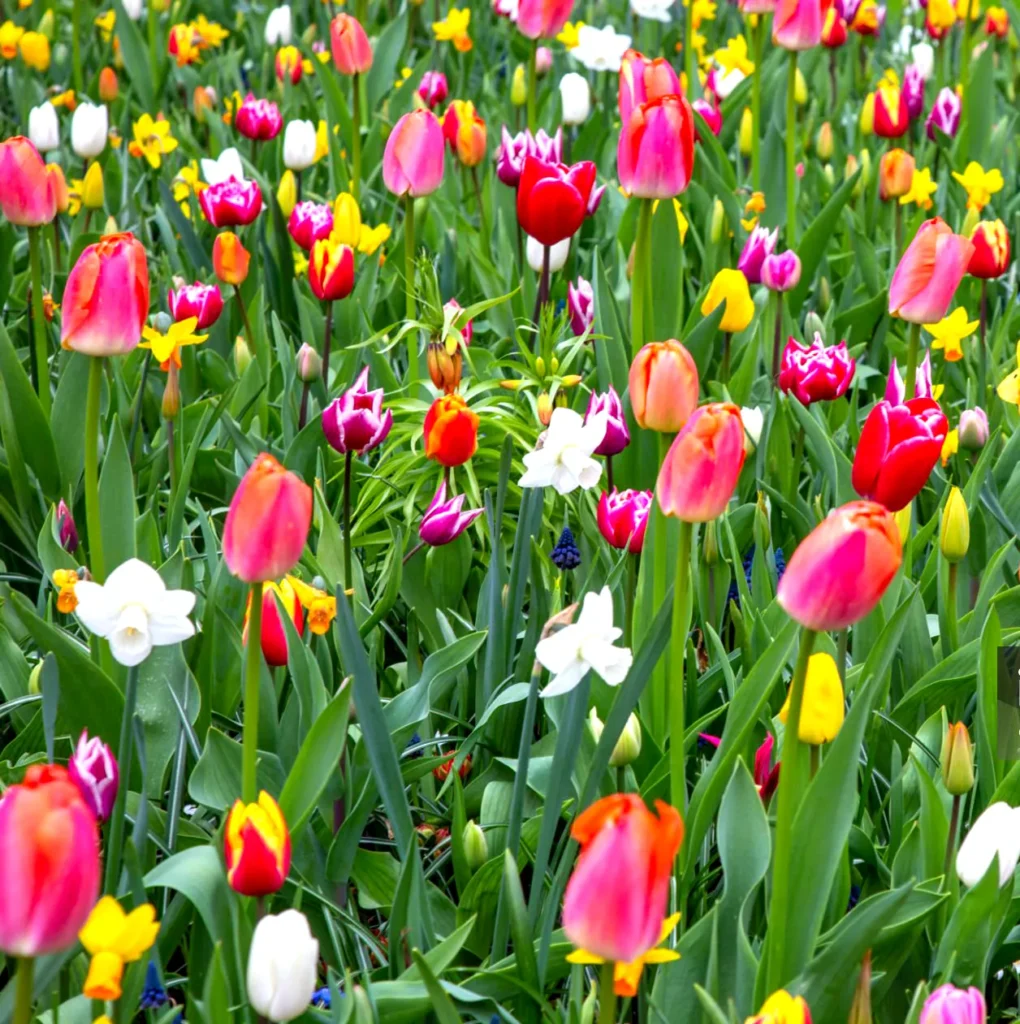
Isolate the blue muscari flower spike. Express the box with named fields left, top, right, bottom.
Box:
left=551, top=527, right=581, bottom=571
left=405, top=731, right=423, bottom=759
left=140, top=961, right=168, bottom=1010
left=312, top=987, right=332, bottom=1009
left=726, top=545, right=787, bottom=609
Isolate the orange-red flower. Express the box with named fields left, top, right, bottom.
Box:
left=225, top=791, right=292, bottom=896
left=879, top=148, right=915, bottom=201
left=442, top=100, right=487, bottom=167
left=969, top=219, right=1010, bottom=279
left=308, top=237, right=355, bottom=301
left=213, top=231, right=251, bottom=285
left=424, top=394, right=479, bottom=467
left=628, top=340, right=699, bottom=432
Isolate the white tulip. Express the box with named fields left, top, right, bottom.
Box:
left=74, top=559, right=196, bottom=667
left=630, top=0, right=675, bottom=21
left=911, top=41, right=935, bottom=80
left=265, top=5, right=293, bottom=45
left=955, top=801, right=1020, bottom=888
left=201, top=147, right=246, bottom=186
left=122, top=0, right=144, bottom=20
left=559, top=72, right=591, bottom=126
left=283, top=119, right=317, bottom=171
left=71, top=103, right=108, bottom=160
left=570, top=25, right=632, bottom=72
left=247, top=910, right=319, bottom=1022
left=526, top=234, right=570, bottom=273
left=536, top=587, right=633, bottom=696
left=520, top=406, right=606, bottom=495
left=28, top=103, right=60, bottom=154
left=741, top=406, right=764, bottom=451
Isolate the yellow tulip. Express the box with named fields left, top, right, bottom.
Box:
left=701, top=268, right=755, bottom=334
left=939, top=486, right=970, bottom=562
left=779, top=652, right=844, bottom=745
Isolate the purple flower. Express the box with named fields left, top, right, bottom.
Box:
left=927, top=87, right=961, bottom=141
left=587, top=182, right=606, bottom=216
left=885, top=351, right=935, bottom=404
left=585, top=386, right=630, bottom=457
left=919, top=984, right=986, bottom=1024
left=692, top=97, right=722, bottom=136
left=56, top=499, right=78, bottom=552
left=903, top=63, right=925, bottom=120
left=419, top=481, right=484, bottom=545
left=568, top=277, right=595, bottom=336
left=68, top=729, right=119, bottom=821
left=322, top=367, right=393, bottom=454
left=738, top=226, right=778, bottom=285
left=761, top=250, right=802, bottom=292
left=495, top=126, right=563, bottom=186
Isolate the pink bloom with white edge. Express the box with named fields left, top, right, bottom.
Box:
left=597, top=488, right=651, bottom=553
left=568, top=276, right=594, bottom=335
left=885, top=351, right=935, bottom=403
left=198, top=178, right=263, bottom=227
left=419, top=481, right=484, bottom=546
left=168, top=281, right=224, bottom=328
left=761, top=250, right=802, bottom=292
left=287, top=201, right=334, bottom=252
left=382, top=110, right=445, bottom=197
left=495, top=126, right=563, bottom=186
left=919, top=984, right=987, bottom=1024
left=322, top=367, right=393, bottom=454
left=67, top=730, right=119, bottom=821
left=693, top=97, right=722, bottom=137
left=234, top=94, right=283, bottom=141
left=927, top=87, right=961, bottom=140
left=778, top=333, right=855, bottom=405
left=585, top=387, right=630, bottom=456
left=903, top=63, right=925, bottom=119
left=737, top=225, right=778, bottom=285
left=418, top=70, right=449, bottom=109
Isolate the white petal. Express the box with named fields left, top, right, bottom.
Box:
left=574, top=456, right=603, bottom=491
left=540, top=660, right=589, bottom=698
left=104, top=558, right=166, bottom=609
left=582, top=640, right=633, bottom=685
left=535, top=625, right=583, bottom=674
left=578, top=587, right=615, bottom=634
left=550, top=463, right=581, bottom=496
left=578, top=410, right=608, bottom=455
left=546, top=407, right=584, bottom=446
left=73, top=581, right=120, bottom=637
left=957, top=802, right=1015, bottom=887
left=108, top=605, right=153, bottom=667
left=520, top=448, right=557, bottom=489
left=147, top=609, right=196, bottom=647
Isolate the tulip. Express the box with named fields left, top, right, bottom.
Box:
left=628, top=339, right=699, bottom=432
left=777, top=500, right=902, bottom=630
left=168, top=281, right=223, bottom=328
left=562, top=794, right=683, bottom=962
left=560, top=71, right=591, bottom=124
left=701, top=269, right=756, bottom=334
left=597, top=488, right=652, bottom=553
left=565, top=276, right=594, bottom=336
left=282, top=119, right=317, bottom=171
left=81, top=162, right=104, bottom=210
left=852, top=397, right=948, bottom=511
left=48, top=163, right=69, bottom=214
left=884, top=351, right=936, bottom=403
left=0, top=136, right=57, bottom=226
left=213, top=231, right=251, bottom=285
left=815, top=121, right=833, bottom=159
left=424, top=394, right=480, bottom=466
left=322, top=368, right=393, bottom=454
left=511, top=63, right=528, bottom=104
left=247, top=910, right=319, bottom=1023
left=618, top=95, right=695, bottom=199
left=292, top=200, right=338, bottom=256
left=693, top=97, right=723, bottom=136
left=589, top=708, right=643, bottom=765
left=517, top=0, right=574, bottom=38
left=265, top=4, right=292, bottom=44
left=199, top=177, right=263, bottom=228
left=61, top=232, right=149, bottom=356
left=526, top=234, right=570, bottom=271
left=738, top=226, right=778, bottom=285
left=517, top=155, right=596, bottom=246
left=585, top=387, right=629, bottom=457
left=235, top=94, right=283, bottom=141
left=761, top=251, right=802, bottom=292
left=28, top=102, right=59, bottom=153
left=71, top=102, right=108, bottom=159
left=463, top=820, right=489, bottom=871
left=779, top=652, right=844, bottom=744
left=225, top=791, right=292, bottom=895
left=879, top=148, right=915, bottom=200
left=739, top=108, right=753, bottom=155
left=958, top=407, right=988, bottom=449
left=19, top=30, right=50, bottom=70
left=772, top=0, right=823, bottom=49
left=940, top=485, right=970, bottom=563
left=821, top=6, right=848, bottom=45
left=888, top=217, right=973, bottom=323
left=296, top=343, right=322, bottom=384
left=442, top=99, right=487, bottom=166
left=418, top=70, right=449, bottom=109
left=443, top=297, right=473, bottom=346
left=495, top=126, right=562, bottom=186
left=926, top=86, right=961, bottom=140
left=874, top=79, right=909, bottom=137
left=940, top=721, right=974, bottom=795
left=747, top=990, right=813, bottom=1024
left=919, top=984, right=986, bottom=1024
left=308, top=238, right=355, bottom=302
left=956, top=802, right=1020, bottom=887
left=330, top=13, right=373, bottom=74
left=383, top=109, right=445, bottom=197
left=778, top=334, right=855, bottom=404
left=244, top=578, right=304, bottom=667
left=56, top=498, right=78, bottom=551
left=968, top=219, right=1010, bottom=278
left=419, top=481, right=484, bottom=545
left=903, top=64, right=925, bottom=119
left=618, top=49, right=682, bottom=125
left=223, top=453, right=312, bottom=583
left=67, top=729, right=118, bottom=821
left=275, top=45, right=303, bottom=85
left=0, top=764, right=100, bottom=956
left=657, top=403, right=746, bottom=522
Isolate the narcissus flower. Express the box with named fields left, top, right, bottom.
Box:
left=926, top=307, right=978, bottom=362
left=898, top=167, right=937, bottom=210
left=287, top=576, right=336, bottom=634
left=432, top=7, right=472, bottom=50
left=419, top=481, right=484, bottom=546
left=520, top=406, right=606, bottom=494
left=952, top=161, right=1004, bottom=211
left=969, top=219, right=1010, bottom=278
left=127, top=113, right=178, bottom=168
left=52, top=568, right=80, bottom=613
left=779, top=652, right=844, bottom=744
left=997, top=341, right=1020, bottom=408
left=79, top=897, right=160, bottom=1000
left=888, top=217, right=973, bottom=323
left=140, top=316, right=208, bottom=369
left=955, top=802, right=1020, bottom=887
left=225, top=791, right=292, bottom=896
left=701, top=269, right=755, bottom=334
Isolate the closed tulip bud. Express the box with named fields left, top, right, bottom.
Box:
left=56, top=498, right=78, bottom=551
left=423, top=395, right=479, bottom=466
left=82, top=161, right=104, bottom=209
left=330, top=13, right=372, bottom=74
left=739, top=107, right=753, bottom=156
left=463, top=820, right=489, bottom=871
left=968, top=219, right=1010, bottom=279
left=332, top=192, right=362, bottom=247
left=296, top=342, right=322, bottom=383
left=213, top=232, right=251, bottom=285
left=511, top=63, right=528, bottom=105
left=559, top=72, right=591, bottom=125
left=247, top=910, right=318, bottom=1022
left=161, top=369, right=180, bottom=418
left=71, top=102, right=108, bottom=159
left=618, top=94, right=696, bottom=199
left=879, top=148, right=915, bottom=200
left=761, top=250, right=802, bottom=292
left=38, top=9, right=55, bottom=37
left=537, top=392, right=553, bottom=425
left=822, top=163, right=835, bottom=186
left=940, top=486, right=969, bottom=562
left=309, top=238, right=355, bottom=301
left=234, top=335, right=253, bottom=375
left=819, top=275, right=832, bottom=311
left=265, top=4, right=292, bottom=44
left=283, top=119, right=317, bottom=171
left=710, top=198, right=726, bottom=243
left=848, top=952, right=872, bottom=1024
left=67, top=730, right=118, bottom=821
left=940, top=722, right=974, bottom=795
left=816, top=121, right=833, bottom=160
left=629, top=340, right=699, bottom=432
left=277, top=170, right=297, bottom=218
left=383, top=109, right=445, bottom=198
left=754, top=492, right=771, bottom=551
left=958, top=408, right=988, bottom=450
left=610, top=710, right=643, bottom=766
left=99, top=66, right=118, bottom=102
left=28, top=662, right=43, bottom=695
left=780, top=652, right=845, bottom=744
left=920, top=984, right=986, bottom=1024
left=859, top=92, right=876, bottom=134
left=225, top=791, right=292, bottom=895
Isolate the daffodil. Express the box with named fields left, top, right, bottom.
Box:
left=287, top=576, right=337, bottom=634
left=172, top=160, right=207, bottom=218
left=67, top=178, right=85, bottom=216
left=140, top=317, right=208, bottom=369
left=941, top=428, right=958, bottom=467
left=926, top=307, right=979, bottom=362
left=952, top=161, right=1004, bottom=211
left=222, top=89, right=244, bottom=125
left=358, top=222, right=391, bottom=256
left=686, top=0, right=716, bottom=27
left=899, top=167, right=937, bottom=210
left=94, top=9, right=116, bottom=41
left=79, top=897, right=161, bottom=1001
left=52, top=568, right=80, bottom=613
left=567, top=913, right=681, bottom=996
left=714, top=35, right=754, bottom=75
left=128, top=113, right=178, bottom=168
left=191, top=13, right=229, bottom=48
left=0, top=20, right=24, bottom=59
left=557, top=20, right=585, bottom=48
left=741, top=190, right=766, bottom=231
left=51, top=88, right=76, bottom=108
left=432, top=7, right=472, bottom=51
left=996, top=340, right=1020, bottom=408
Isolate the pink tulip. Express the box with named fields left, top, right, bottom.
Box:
left=330, top=13, right=373, bottom=75
left=234, top=94, right=283, bottom=141
left=287, top=201, right=334, bottom=252
left=56, top=499, right=78, bottom=551
left=919, top=984, right=986, bottom=1024
left=495, top=126, right=562, bottom=186
left=568, top=276, right=594, bottom=335
left=926, top=87, right=961, bottom=140
left=619, top=49, right=682, bottom=127
left=693, top=97, right=722, bottom=137
left=772, top=0, right=824, bottom=50
left=761, top=250, right=802, bottom=291
left=322, top=367, right=393, bottom=454
left=198, top=178, right=263, bottom=228
left=67, top=730, right=119, bottom=821
left=778, top=334, right=855, bottom=404
left=517, top=0, right=574, bottom=39
left=903, top=64, right=925, bottom=119
left=738, top=226, right=778, bottom=285
left=585, top=387, right=629, bottom=456
left=383, top=110, right=445, bottom=197
left=618, top=95, right=696, bottom=199
left=597, top=488, right=652, bottom=553
left=885, top=351, right=935, bottom=403
left=419, top=481, right=483, bottom=546
left=418, top=70, right=449, bottom=109
left=168, top=281, right=224, bottom=328
left=889, top=217, right=973, bottom=323
left=0, top=136, right=57, bottom=226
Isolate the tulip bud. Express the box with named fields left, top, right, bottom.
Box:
left=958, top=408, right=988, bottom=450
left=38, top=9, right=54, bottom=38
left=816, top=121, right=833, bottom=159
left=940, top=721, right=974, bottom=794
left=561, top=373, right=582, bottom=387
left=794, top=67, right=807, bottom=105
left=214, top=232, right=251, bottom=285
left=860, top=92, right=875, bottom=134
left=193, top=85, right=216, bottom=122
left=99, top=67, right=118, bottom=102
left=234, top=335, right=253, bottom=376
left=427, top=337, right=462, bottom=393
left=848, top=952, right=872, bottom=1024
left=739, top=107, right=753, bottom=156
left=535, top=356, right=546, bottom=377
left=161, top=370, right=180, bottom=418
left=56, top=499, right=79, bottom=551
left=82, top=161, right=104, bottom=209
left=939, top=486, right=969, bottom=562
left=537, top=392, right=553, bottom=425
left=822, top=163, right=835, bottom=186
left=247, top=911, right=318, bottom=1021
left=277, top=169, right=297, bottom=218
left=754, top=492, right=771, bottom=552
left=710, top=198, right=725, bottom=243
left=803, top=311, right=825, bottom=339
left=819, top=275, right=831, bottom=312
left=28, top=661, right=43, bottom=695
left=463, top=819, right=488, bottom=871
left=588, top=708, right=643, bottom=766
left=893, top=503, right=912, bottom=545
left=511, top=64, right=527, bottom=105
left=859, top=148, right=872, bottom=189
left=296, top=342, right=322, bottom=383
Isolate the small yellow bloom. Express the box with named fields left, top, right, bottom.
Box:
left=51, top=88, right=76, bottom=109
left=432, top=7, right=472, bottom=51
left=925, top=307, right=978, bottom=362
left=19, top=30, right=49, bottom=70
left=53, top=569, right=80, bottom=613
left=128, top=113, right=178, bottom=168
left=191, top=13, right=229, bottom=48
left=996, top=339, right=1020, bottom=407
left=701, top=269, right=755, bottom=334
left=745, top=990, right=812, bottom=1024
left=779, top=652, right=844, bottom=745
left=671, top=198, right=689, bottom=245
left=794, top=67, right=807, bottom=105
left=314, top=119, right=329, bottom=163
left=928, top=0, right=957, bottom=28
left=1, top=20, right=25, bottom=59
left=941, top=428, right=958, bottom=466
left=955, top=0, right=979, bottom=19
left=511, top=63, right=527, bottom=105
left=293, top=250, right=309, bottom=276
left=172, top=160, right=207, bottom=218
left=332, top=192, right=362, bottom=247
left=79, top=897, right=160, bottom=1002
left=287, top=576, right=337, bottom=635
left=687, top=0, right=717, bottom=28
left=940, top=486, right=970, bottom=562
left=140, top=317, right=208, bottom=369
left=67, top=179, right=85, bottom=217
left=899, top=167, right=937, bottom=210
left=714, top=35, right=754, bottom=75
left=82, top=162, right=105, bottom=209
left=739, top=107, right=753, bottom=157
left=277, top=169, right=297, bottom=218
left=556, top=20, right=585, bottom=48
left=893, top=503, right=912, bottom=545
left=94, top=9, right=116, bottom=40
left=952, top=161, right=1004, bottom=211
left=859, top=92, right=875, bottom=134
left=567, top=913, right=681, bottom=997
left=358, top=222, right=391, bottom=256
left=745, top=191, right=766, bottom=215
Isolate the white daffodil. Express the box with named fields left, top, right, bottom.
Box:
left=74, top=558, right=196, bottom=667
left=570, top=25, right=632, bottom=73
left=201, top=146, right=246, bottom=186
left=713, top=66, right=746, bottom=100
left=955, top=801, right=1020, bottom=888
left=520, top=407, right=607, bottom=495
left=536, top=587, right=633, bottom=696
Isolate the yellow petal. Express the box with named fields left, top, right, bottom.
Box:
left=79, top=896, right=127, bottom=954
left=642, top=949, right=682, bottom=963
left=566, top=948, right=605, bottom=965
left=114, top=904, right=160, bottom=961
left=997, top=369, right=1020, bottom=405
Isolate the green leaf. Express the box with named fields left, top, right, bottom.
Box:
left=99, top=416, right=136, bottom=576
left=502, top=850, right=540, bottom=1006
left=365, top=12, right=410, bottom=111
left=202, top=944, right=233, bottom=1023
left=409, top=951, right=461, bottom=1024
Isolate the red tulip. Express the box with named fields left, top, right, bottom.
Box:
left=0, top=136, right=57, bottom=226
left=516, top=155, right=596, bottom=247
left=424, top=394, right=479, bottom=467
left=225, top=791, right=292, bottom=896
left=969, top=219, right=1010, bottom=279
left=243, top=579, right=304, bottom=667
left=874, top=80, right=909, bottom=138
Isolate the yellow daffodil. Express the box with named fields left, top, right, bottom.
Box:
left=741, top=190, right=766, bottom=231
left=432, top=7, right=472, bottom=51
left=169, top=22, right=202, bottom=65
left=79, top=897, right=160, bottom=1002
left=928, top=0, right=957, bottom=28
left=926, top=307, right=979, bottom=362
left=556, top=20, right=585, bottom=48
left=293, top=250, right=309, bottom=276
left=192, top=14, right=229, bottom=48
left=172, top=160, right=207, bottom=218
left=358, top=223, right=391, bottom=256
left=941, top=428, right=958, bottom=466
left=780, top=652, right=844, bottom=745
left=222, top=89, right=244, bottom=125
left=899, top=167, right=937, bottom=210
left=996, top=340, right=1020, bottom=407
left=1, top=20, right=25, bottom=59
left=714, top=34, right=754, bottom=75
left=746, top=990, right=812, bottom=1024
left=567, top=914, right=681, bottom=996
left=52, top=569, right=79, bottom=613
left=691, top=29, right=709, bottom=65
left=51, top=88, right=76, bottom=108
left=287, top=576, right=337, bottom=634
left=952, top=161, right=1004, bottom=211
left=671, top=198, right=689, bottom=245
left=19, top=30, right=49, bottom=70
left=314, top=119, right=329, bottom=163
left=94, top=9, right=116, bottom=40
left=140, top=317, right=208, bottom=369
left=128, top=113, right=178, bottom=168
left=687, top=0, right=717, bottom=28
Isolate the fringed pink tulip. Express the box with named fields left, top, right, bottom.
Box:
left=495, top=127, right=562, bottom=186
left=234, top=94, right=283, bottom=141
left=778, top=334, right=855, bottom=405
left=889, top=217, right=973, bottom=323
left=383, top=110, right=445, bottom=197
left=168, top=282, right=224, bottom=328
left=198, top=178, right=263, bottom=228
left=419, top=482, right=483, bottom=546
left=287, top=201, right=334, bottom=252
left=597, top=489, right=652, bottom=553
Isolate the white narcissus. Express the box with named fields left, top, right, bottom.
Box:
left=74, top=559, right=196, bottom=667
left=247, top=910, right=319, bottom=1022
left=519, top=407, right=607, bottom=495
left=569, top=25, right=632, bottom=72
left=741, top=406, right=764, bottom=451
left=911, top=41, right=934, bottom=80
left=201, top=147, right=246, bottom=186
left=955, top=801, right=1020, bottom=888
left=535, top=587, right=633, bottom=696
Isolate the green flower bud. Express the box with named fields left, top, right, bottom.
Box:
left=463, top=819, right=489, bottom=872
left=940, top=722, right=975, bottom=795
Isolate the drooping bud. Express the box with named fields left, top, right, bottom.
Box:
left=427, top=337, right=462, bottom=393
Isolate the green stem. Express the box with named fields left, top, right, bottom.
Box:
left=102, top=664, right=139, bottom=895
left=597, top=960, right=617, bottom=1024
left=527, top=38, right=538, bottom=133
left=242, top=581, right=264, bottom=803
left=786, top=51, right=799, bottom=247
left=960, top=6, right=973, bottom=132
left=351, top=73, right=362, bottom=202
left=766, top=626, right=817, bottom=992
left=751, top=17, right=765, bottom=190
left=84, top=356, right=105, bottom=582
left=684, top=0, right=695, bottom=100
left=624, top=553, right=637, bottom=649
left=631, top=198, right=653, bottom=358
left=944, top=562, right=959, bottom=655
left=27, top=227, right=50, bottom=417
left=904, top=321, right=921, bottom=404
left=404, top=196, right=419, bottom=381
left=979, top=280, right=987, bottom=406
left=943, top=793, right=961, bottom=884
left=650, top=433, right=672, bottom=739
left=343, top=451, right=353, bottom=592
left=12, top=958, right=34, bottom=1024
left=147, top=0, right=158, bottom=80
left=669, top=520, right=694, bottom=819
left=71, top=0, right=82, bottom=92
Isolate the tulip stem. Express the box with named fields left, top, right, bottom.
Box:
left=960, top=5, right=973, bottom=133
left=527, top=38, right=538, bottom=133
left=351, top=73, right=362, bottom=202
left=631, top=199, right=653, bottom=358
left=103, top=664, right=139, bottom=896
left=944, top=562, right=959, bottom=655
left=903, top=320, right=920, bottom=406
left=765, top=625, right=817, bottom=992
left=597, top=960, right=617, bottom=1024
left=234, top=286, right=255, bottom=352
left=979, top=279, right=988, bottom=405
left=684, top=0, right=695, bottom=101
left=343, top=451, right=354, bottom=592
left=12, top=957, right=34, bottom=1024
left=404, top=194, right=419, bottom=381
left=26, top=228, right=50, bottom=417
left=323, top=300, right=334, bottom=394
left=785, top=51, right=798, bottom=247
left=84, top=356, right=105, bottom=584
left=751, top=17, right=765, bottom=190
left=943, top=792, right=961, bottom=884
left=470, top=166, right=489, bottom=242
left=242, top=581, right=264, bottom=803
left=298, top=382, right=310, bottom=430
left=71, top=0, right=82, bottom=92
left=669, top=520, right=694, bottom=821
left=771, top=293, right=783, bottom=386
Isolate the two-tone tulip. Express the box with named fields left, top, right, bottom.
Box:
left=322, top=368, right=393, bottom=454
left=0, top=136, right=57, bottom=226
left=168, top=281, right=224, bottom=328
left=585, top=387, right=629, bottom=456
left=199, top=177, right=263, bottom=228
left=597, top=488, right=652, bottom=553
left=618, top=95, right=695, bottom=199
left=383, top=109, right=445, bottom=197
left=244, top=578, right=304, bottom=667
left=419, top=481, right=483, bottom=545
left=225, top=791, right=292, bottom=895
left=235, top=94, right=283, bottom=141
left=772, top=0, right=823, bottom=49
left=424, top=394, right=479, bottom=466
left=889, top=217, right=973, bottom=323
left=68, top=730, right=118, bottom=821
left=778, top=334, right=855, bottom=404
left=308, top=237, right=355, bottom=301
left=968, top=219, right=1010, bottom=278
left=213, top=232, right=251, bottom=285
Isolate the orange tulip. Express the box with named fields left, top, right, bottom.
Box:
left=424, top=394, right=479, bottom=467
left=442, top=100, right=487, bottom=167
left=225, top=791, right=292, bottom=896
left=213, top=231, right=251, bottom=285
left=99, top=66, right=118, bottom=102
left=0, top=135, right=57, bottom=226
left=330, top=13, right=372, bottom=74
left=879, top=148, right=914, bottom=201
left=628, top=340, right=699, bottom=432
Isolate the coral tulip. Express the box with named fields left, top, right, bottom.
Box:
left=424, top=394, right=480, bottom=467
left=168, top=281, right=224, bottom=328
left=969, top=219, right=1010, bottom=279
left=322, top=368, right=393, bottom=454
left=888, top=217, right=973, bottom=323
left=0, top=136, right=57, bottom=226
left=778, top=334, right=855, bottom=405
left=213, top=231, right=251, bottom=285
left=517, top=155, right=596, bottom=246
left=243, top=578, right=304, bottom=667
left=597, top=488, right=652, bottom=553
left=308, top=237, right=355, bottom=301
left=225, top=791, right=292, bottom=896
left=330, top=13, right=372, bottom=74
left=619, top=49, right=682, bottom=125
left=517, top=0, right=575, bottom=39
left=383, top=110, right=445, bottom=197
left=879, top=148, right=915, bottom=200
left=628, top=339, right=700, bottom=432
left=618, top=95, right=695, bottom=199
left=772, top=0, right=824, bottom=49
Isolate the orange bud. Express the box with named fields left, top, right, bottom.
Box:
left=628, top=339, right=700, bottom=432
left=879, top=148, right=915, bottom=200
left=213, top=231, right=251, bottom=286
left=98, top=67, right=118, bottom=102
